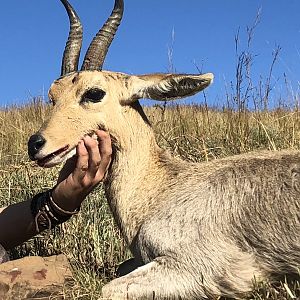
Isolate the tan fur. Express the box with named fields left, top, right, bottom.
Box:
left=29, top=70, right=300, bottom=299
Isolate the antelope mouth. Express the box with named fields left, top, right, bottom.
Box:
left=35, top=132, right=98, bottom=168
left=37, top=145, right=71, bottom=167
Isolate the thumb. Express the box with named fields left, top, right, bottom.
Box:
left=57, top=155, right=78, bottom=184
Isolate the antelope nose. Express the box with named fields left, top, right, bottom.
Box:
left=28, top=134, right=46, bottom=160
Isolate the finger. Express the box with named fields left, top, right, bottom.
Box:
left=82, top=135, right=102, bottom=179
left=72, top=140, right=89, bottom=183
left=95, top=130, right=112, bottom=175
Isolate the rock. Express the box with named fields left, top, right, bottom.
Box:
left=0, top=244, right=9, bottom=264
left=0, top=254, right=73, bottom=299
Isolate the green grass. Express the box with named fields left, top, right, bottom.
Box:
left=0, top=99, right=299, bottom=299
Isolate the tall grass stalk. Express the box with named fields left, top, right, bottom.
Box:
left=0, top=97, right=299, bottom=298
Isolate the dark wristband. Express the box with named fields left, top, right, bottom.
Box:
left=30, top=190, right=75, bottom=232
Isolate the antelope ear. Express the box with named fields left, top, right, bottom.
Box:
left=126, top=73, right=213, bottom=103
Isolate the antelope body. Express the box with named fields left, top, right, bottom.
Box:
left=28, top=0, right=300, bottom=299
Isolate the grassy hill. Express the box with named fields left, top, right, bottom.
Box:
left=0, top=98, right=299, bottom=299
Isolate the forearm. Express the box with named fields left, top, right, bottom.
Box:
left=0, top=191, right=77, bottom=251
left=0, top=200, right=36, bottom=250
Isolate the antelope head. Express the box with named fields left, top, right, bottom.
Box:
left=28, top=0, right=213, bottom=168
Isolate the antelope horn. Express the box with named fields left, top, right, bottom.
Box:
left=81, top=0, right=124, bottom=71
left=60, top=0, right=83, bottom=76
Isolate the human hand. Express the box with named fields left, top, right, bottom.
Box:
left=51, top=130, right=112, bottom=212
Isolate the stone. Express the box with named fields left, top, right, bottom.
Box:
left=0, top=254, right=73, bottom=299
left=0, top=244, right=9, bottom=264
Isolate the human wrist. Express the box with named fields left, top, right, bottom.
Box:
left=51, top=185, right=83, bottom=213
left=30, top=190, right=72, bottom=232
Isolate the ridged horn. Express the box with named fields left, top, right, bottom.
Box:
left=81, top=0, right=124, bottom=71
left=60, top=0, right=83, bottom=76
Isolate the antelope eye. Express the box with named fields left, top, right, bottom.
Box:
left=81, top=88, right=106, bottom=103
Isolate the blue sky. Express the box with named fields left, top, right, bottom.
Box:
left=0, top=0, right=300, bottom=107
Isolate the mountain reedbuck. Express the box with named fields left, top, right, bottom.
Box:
left=28, top=0, right=300, bottom=299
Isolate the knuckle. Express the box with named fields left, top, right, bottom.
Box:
left=89, top=160, right=101, bottom=170
left=102, top=148, right=113, bottom=157
left=80, top=165, right=89, bottom=172
left=102, top=132, right=110, bottom=140
left=89, top=138, right=99, bottom=148
left=79, top=150, right=89, bottom=157
left=95, top=160, right=102, bottom=168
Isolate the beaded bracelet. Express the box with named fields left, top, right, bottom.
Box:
left=30, top=189, right=80, bottom=233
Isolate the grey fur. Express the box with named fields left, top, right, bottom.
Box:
left=102, top=103, right=300, bottom=299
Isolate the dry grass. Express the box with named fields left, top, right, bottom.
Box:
left=0, top=98, right=299, bottom=299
